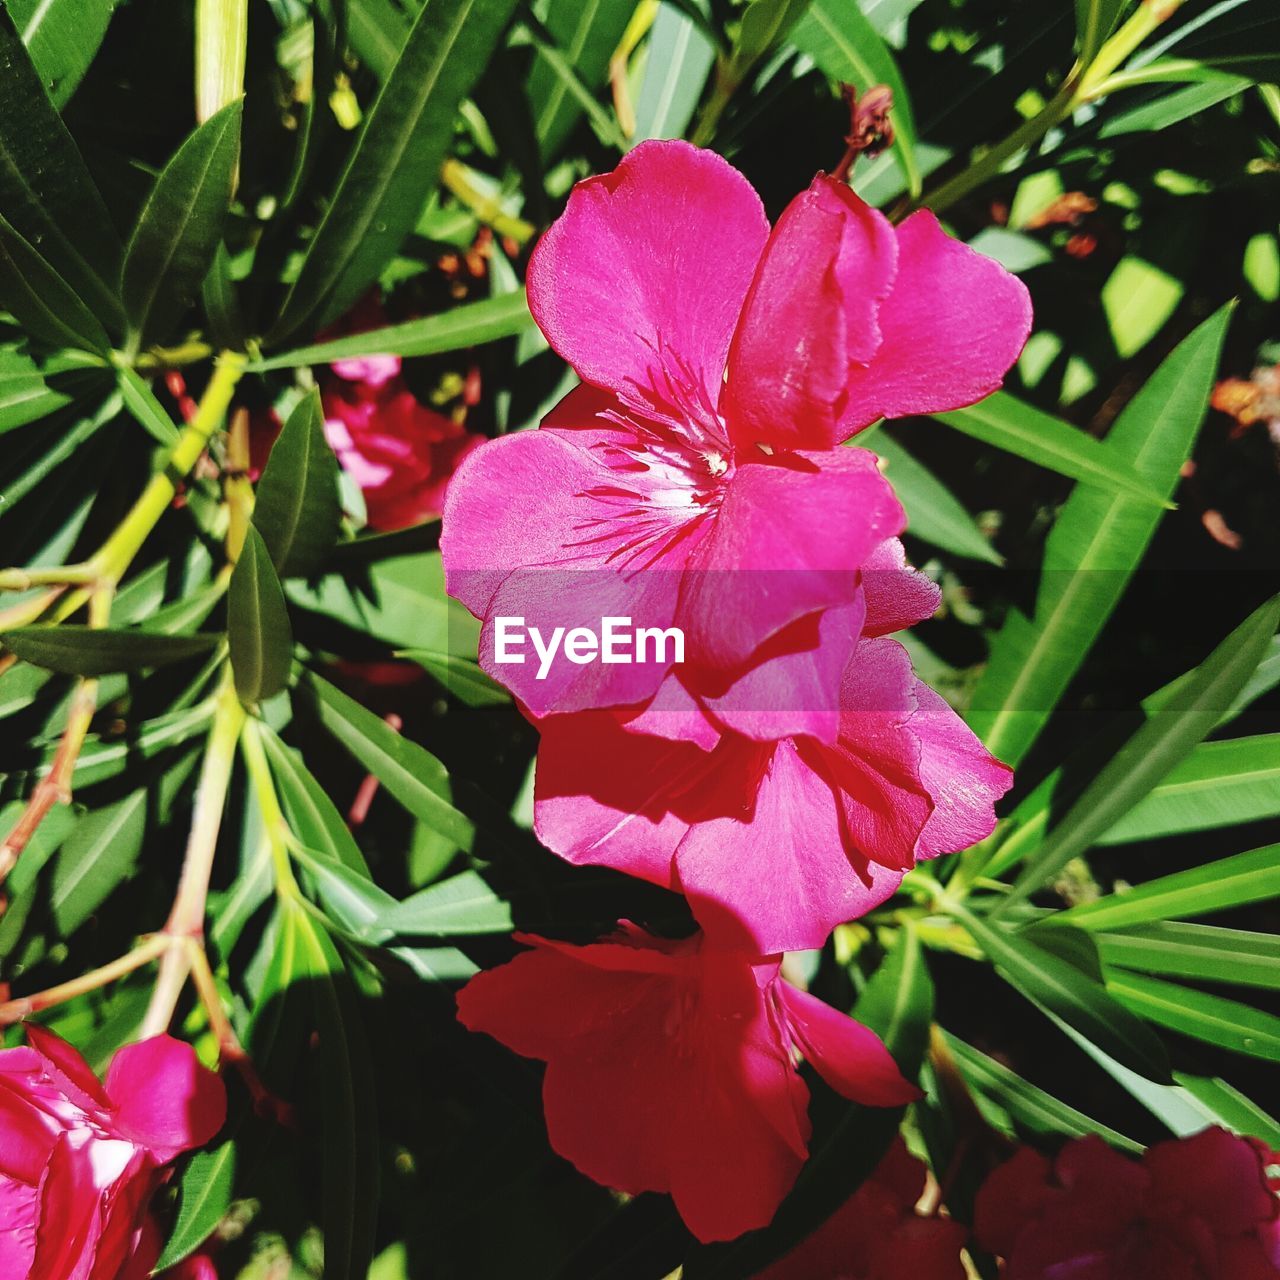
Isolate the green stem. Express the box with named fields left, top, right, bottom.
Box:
left=196, top=0, right=249, bottom=123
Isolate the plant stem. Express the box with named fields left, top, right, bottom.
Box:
left=140, top=668, right=246, bottom=1037
left=0, top=934, right=171, bottom=1025
left=196, top=0, right=249, bottom=124
left=0, top=565, right=98, bottom=593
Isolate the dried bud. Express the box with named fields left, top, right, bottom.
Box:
left=832, top=83, right=895, bottom=181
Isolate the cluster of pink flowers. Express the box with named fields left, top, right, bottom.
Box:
left=441, top=139, right=1032, bottom=1241
left=0, top=1026, right=225, bottom=1278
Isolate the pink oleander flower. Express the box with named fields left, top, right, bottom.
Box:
left=0, top=1026, right=227, bottom=1280
left=321, top=296, right=484, bottom=531
left=442, top=139, right=1030, bottom=730
left=534, top=637, right=1011, bottom=952
left=755, top=1136, right=968, bottom=1280
left=973, top=1129, right=1280, bottom=1280
left=455, top=924, right=918, bottom=1243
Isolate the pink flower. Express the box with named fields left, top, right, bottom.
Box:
left=442, top=141, right=1029, bottom=730
left=0, top=1026, right=226, bottom=1280
left=455, top=924, right=918, bottom=1243
left=973, top=1129, right=1280, bottom=1280
left=534, top=637, right=1011, bottom=953
left=755, top=1137, right=968, bottom=1280
left=321, top=295, right=484, bottom=531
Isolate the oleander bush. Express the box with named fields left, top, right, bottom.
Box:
left=0, top=0, right=1278, bottom=1278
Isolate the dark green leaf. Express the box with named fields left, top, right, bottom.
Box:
left=121, top=100, right=243, bottom=344
left=999, top=592, right=1280, bottom=911
left=298, top=670, right=474, bottom=848
left=375, top=869, right=512, bottom=937
left=227, top=525, right=294, bottom=704
left=633, top=0, right=715, bottom=142
left=969, top=305, right=1234, bottom=766
left=153, top=1140, right=238, bottom=1272
left=2, top=625, right=220, bottom=675
left=8, top=0, right=117, bottom=107
left=396, top=650, right=509, bottom=707
left=116, top=366, right=180, bottom=446
left=1098, top=922, right=1280, bottom=991
left=270, top=0, right=521, bottom=339
left=255, top=289, right=532, bottom=370
left=0, top=345, right=88, bottom=433
left=0, top=6, right=123, bottom=326
left=72, top=703, right=214, bottom=787
left=253, top=389, right=342, bottom=577
left=1075, top=0, right=1128, bottom=63
left=955, top=904, right=1172, bottom=1083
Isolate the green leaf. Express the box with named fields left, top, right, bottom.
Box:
left=252, top=389, right=342, bottom=577
left=292, top=845, right=399, bottom=941
left=968, top=305, right=1233, bottom=766
left=227, top=525, right=294, bottom=705
left=72, top=702, right=215, bottom=787
left=116, top=365, right=180, bottom=446
left=120, top=100, right=243, bottom=344
left=874, top=432, right=1002, bottom=564
left=526, top=0, right=636, bottom=157
left=347, top=0, right=408, bottom=80
left=1058, top=843, right=1280, bottom=932
left=1101, top=255, right=1185, bottom=359
left=396, top=650, right=509, bottom=707
left=293, top=908, right=380, bottom=1280
left=1097, top=922, right=1280, bottom=991
left=1106, top=970, right=1280, bottom=1063
left=375, top=869, right=512, bottom=937
left=733, top=0, right=813, bottom=76
left=1094, top=734, right=1280, bottom=845
left=8, top=0, right=116, bottom=106
left=1173, top=1074, right=1280, bottom=1148
left=153, top=1140, right=238, bottom=1272
left=932, top=391, right=1171, bottom=506
left=0, top=345, right=82, bottom=433
left=955, top=905, right=1172, bottom=1083
left=255, top=289, right=532, bottom=370
left=633, top=0, right=715, bottom=142
left=1075, top=0, right=1128, bottom=63
left=2, top=625, right=220, bottom=676
left=260, top=726, right=369, bottom=874
left=298, top=669, right=474, bottom=849
left=0, top=214, right=112, bottom=353
left=998, top=592, right=1280, bottom=912
left=1099, top=75, right=1251, bottom=138
left=790, top=0, right=921, bottom=196
left=943, top=1030, right=1143, bottom=1151
left=270, top=0, right=521, bottom=340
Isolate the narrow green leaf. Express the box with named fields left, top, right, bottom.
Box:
left=1099, top=75, right=1251, bottom=138
left=933, top=391, right=1171, bottom=506
left=956, top=905, right=1172, bottom=1083
left=733, top=0, right=813, bottom=75
left=1075, top=0, right=1128, bottom=64
left=298, top=669, right=474, bottom=849
left=252, top=389, right=342, bottom=577
left=0, top=6, right=123, bottom=327
left=943, top=1030, right=1142, bottom=1151
left=0, top=345, right=80, bottom=433
left=969, top=305, right=1234, bottom=766
left=633, top=0, right=715, bottom=142
left=8, top=0, right=116, bottom=106
left=1058, top=843, right=1280, bottom=932
left=875, top=432, right=1002, bottom=564
left=396, top=650, right=509, bottom=707
left=0, top=214, right=112, bottom=353
left=117, top=365, right=180, bottom=446
left=376, top=869, right=512, bottom=937
left=72, top=702, right=215, bottom=787
left=292, top=845, right=399, bottom=941
left=270, top=0, right=521, bottom=339
left=121, top=100, right=243, bottom=344
left=1098, top=922, right=1280, bottom=991
left=2, top=625, right=220, bottom=676
left=790, top=0, right=921, bottom=196
left=1101, top=255, right=1185, bottom=359
left=153, top=1141, right=238, bottom=1271
left=227, top=525, right=294, bottom=704
left=526, top=0, right=636, bottom=157
left=50, top=790, right=146, bottom=932
left=1173, top=1075, right=1280, bottom=1148
left=255, top=287, right=532, bottom=371
left=1106, top=971, right=1280, bottom=1063
left=1000, top=592, right=1280, bottom=911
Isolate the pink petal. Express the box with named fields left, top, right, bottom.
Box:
left=24, top=1025, right=111, bottom=1112
left=862, top=538, right=941, bottom=636
left=1144, top=1127, right=1278, bottom=1238
left=775, top=982, right=919, bottom=1106
left=678, top=448, right=903, bottom=673
left=528, top=140, right=769, bottom=429
left=973, top=1146, right=1057, bottom=1259
left=104, top=1037, right=226, bottom=1164
left=0, top=1176, right=38, bottom=1277
left=676, top=739, right=905, bottom=954
left=723, top=176, right=897, bottom=452
left=617, top=672, right=722, bottom=751
left=838, top=210, right=1033, bottom=434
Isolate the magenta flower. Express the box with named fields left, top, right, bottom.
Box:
left=455, top=924, right=918, bottom=1243
left=754, top=1136, right=968, bottom=1280
left=0, top=1026, right=226, bottom=1280
left=534, top=637, right=1011, bottom=953
left=442, top=140, right=1030, bottom=730
left=973, top=1129, right=1280, bottom=1280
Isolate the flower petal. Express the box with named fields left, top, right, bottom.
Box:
left=838, top=210, right=1033, bottom=434
left=528, top=140, right=769, bottom=428
left=1144, top=1127, right=1278, bottom=1238
left=723, top=176, right=897, bottom=451
left=862, top=538, right=940, bottom=637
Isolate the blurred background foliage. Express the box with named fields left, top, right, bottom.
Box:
left=0, top=0, right=1278, bottom=1276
